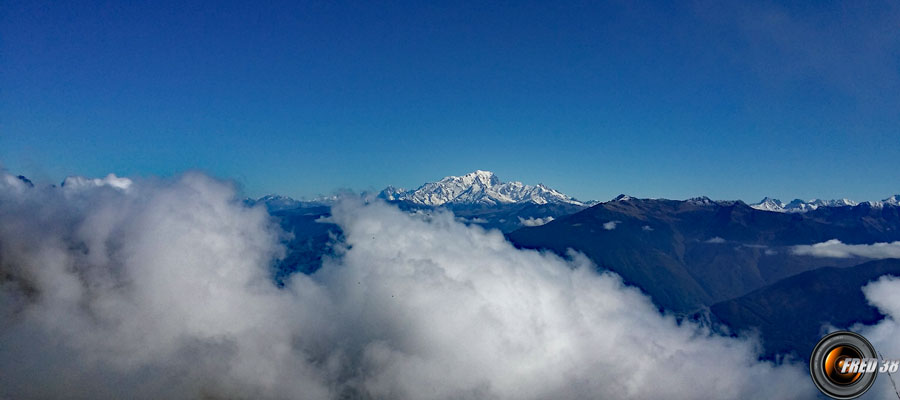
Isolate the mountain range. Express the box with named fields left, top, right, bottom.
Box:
left=507, top=195, right=900, bottom=312
left=749, top=195, right=900, bottom=213
left=251, top=171, right=899, bottom=216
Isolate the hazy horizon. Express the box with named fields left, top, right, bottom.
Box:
left=4, top=165, right=900, bottom=205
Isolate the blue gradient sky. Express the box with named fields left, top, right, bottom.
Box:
left=2, top=0, right=899, bottom=202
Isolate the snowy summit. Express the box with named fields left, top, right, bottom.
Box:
left=378, top=170, right=584, bottom=206
left=748, top=196, right=900, bottom=212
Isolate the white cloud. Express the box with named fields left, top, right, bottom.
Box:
left=603, top=220, right=621, bottom=230
left=706, top=237, right=726, bottom=244
left=792, top=239, right=900, bottom=259
left=454, top=216, right=487, bottom=224
left=0, top=172, right=813, bottom=399
left=840, top=276, right=900, bottom=399
left=61, top=173, right=133, bottom=191
left=642, top=225, right=654, bottom=231
left=518, top=216, right=554, bottom=227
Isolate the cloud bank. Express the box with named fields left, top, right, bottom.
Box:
left=844, top=276, right=900, bottom=399
left=792, top=239, right=900, bottom=259
left=0, top=172, right=814, bottom=399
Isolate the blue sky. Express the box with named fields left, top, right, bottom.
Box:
left=2, top=0, right=899, bottom=202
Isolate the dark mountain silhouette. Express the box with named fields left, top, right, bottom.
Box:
left=507, top=197, right=900, bottom=312
left=710, top=258, right=900, bottom=360
left=269, top=205, right=337, bottom=284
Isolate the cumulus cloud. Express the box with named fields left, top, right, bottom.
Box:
left=706, top=237, right=726, bottom=244
left=603, top=220, right=621, bottom=230
left=792, top=239, right=900, bottom=259
left=835, top=276, right=900, bottom=399
left=0, top=172, right=315, bottom=399
left=518, top=216, right=554, bottom=227
left=0, top=172, right=814, bottom=399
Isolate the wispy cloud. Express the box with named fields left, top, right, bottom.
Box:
left=792, top=239, right=900, bottom=259
left=518, top=216, right=554, bottom=227
left=695, top=1, right=900, bottom=103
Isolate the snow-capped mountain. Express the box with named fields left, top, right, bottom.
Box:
left=751, top=197, right=786, bottom=212
left=378, top=170, right=584, bottom=206
left=795, top=198, right=857, bottom=211
left=750, top=197, right=874, bottom=212
left=866, top=195, right=900, bottom=208
left=249, top=171, right=584, bottom=211
left=377, top=185, right=406, bottom=201
left=887, top=195, right=900, bottom=206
